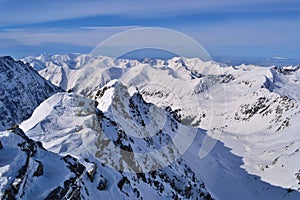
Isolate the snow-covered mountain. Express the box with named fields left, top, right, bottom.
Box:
left=18, top=89, right=212, bottom=199
left=1, top=56, right=213, bottom=199
left=0, top=56, right=62, bottom=131
left=23, top=54, right=141, bottom=97
left=1, top=53, right=299, bottom=199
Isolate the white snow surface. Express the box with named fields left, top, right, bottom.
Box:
left=17, top=54, right=300, bottom=199
left=19, top=91, right=211, bottom=199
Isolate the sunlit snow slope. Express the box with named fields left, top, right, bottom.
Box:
left=18, top=54, right=300, bottom=199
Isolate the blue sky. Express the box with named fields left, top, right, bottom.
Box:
left=0, top=0, right=300, bottom=61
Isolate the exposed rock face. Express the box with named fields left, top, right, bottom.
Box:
left=0, top=127, right=212, bottom=200
left=275, top=65, right=300, bottom=75
left=0, top=56, right=62, bottom=131
left=0, top=128, right=86, bottom=199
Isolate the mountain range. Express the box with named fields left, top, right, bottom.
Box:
left=1, top=54, right=300, bottom=199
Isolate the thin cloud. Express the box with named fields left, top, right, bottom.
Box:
left=0, top=26, right=136, bottom=47
left=1, top=0, right=299, bottom=26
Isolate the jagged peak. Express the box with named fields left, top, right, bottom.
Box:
left=0, top=55, right=15, bottom=61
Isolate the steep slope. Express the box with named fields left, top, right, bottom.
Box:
left=0, top=127, right=94, bottom=200
left=23, top=54, right=300, bottom=196
left=205, top=65, right=300, bottom=190
left=0, top=56, right=62, bottom=131
left=137, top=60, right=300, bottom=190
left=1, top=127, right=170, bottom=200
left=115, top=58, right=300, bottom=191
left=19, top=88, right=212, bottom=199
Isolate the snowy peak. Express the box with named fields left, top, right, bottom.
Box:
left=0, top=56, right=62, bottom=131
left=17, top=89, right=212, bottom=199
left=23, top=54, right=232, bottom=97
left=82, top=80, right=197, bottom=173
left=23, top=54, right=132, bottom=96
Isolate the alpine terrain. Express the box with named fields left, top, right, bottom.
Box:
left=0, top=54, right=299, bottom=199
